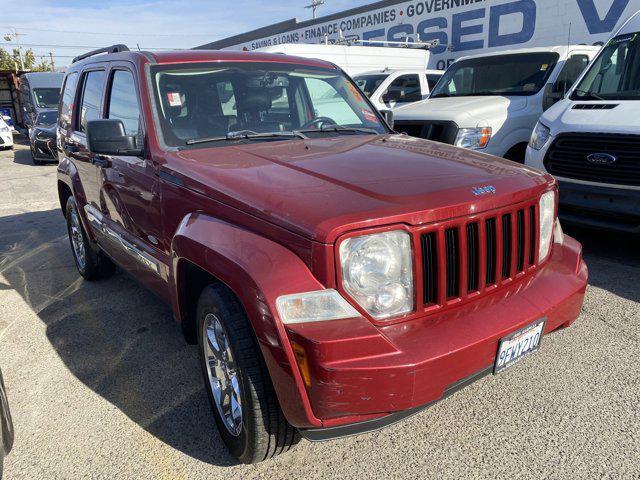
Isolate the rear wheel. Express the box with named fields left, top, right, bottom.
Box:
left=65, top=197, right=115, bottom=281
left=197, top=284, right=299, bottom=464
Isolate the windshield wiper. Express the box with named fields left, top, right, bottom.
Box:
left=300, top=125, right=379, bottom=135
left=574, top=89, right=606, bottom=101
left=430, top=93, right=453, bottom=98
left=186, top=130, right=308, bottom=145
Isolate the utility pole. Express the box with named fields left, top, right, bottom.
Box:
left=305, top=0, right=325, bottom=19
left=49, top=52, right=55, bottom=72
left=3, top=27, right=25, bottom=70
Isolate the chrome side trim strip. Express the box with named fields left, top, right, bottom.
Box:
left=83, top=204, right=161, bottom=276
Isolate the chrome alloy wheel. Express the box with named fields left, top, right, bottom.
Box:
left=69, top=209, right=86, bottom=270
left=203, top=313, right=243, bottom=436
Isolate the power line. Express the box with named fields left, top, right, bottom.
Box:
left=0, top=25, right=221, bottom=38
left=1, top=42, right=182, bottom=50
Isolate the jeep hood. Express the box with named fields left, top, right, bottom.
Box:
left=394, top=96, right=528, bottom=127
left=166, top=135, right=550, bottom=243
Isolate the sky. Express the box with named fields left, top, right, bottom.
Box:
left=0, top=0, right=373, bottom=68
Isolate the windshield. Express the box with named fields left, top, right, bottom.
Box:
left=572, top=33, right=640, bottom=100
left=354, top=74, right=389, bottom=97
left=33, top=88, right=61, bottom=109
left=151, top=62, right=387, bottom=148
left=430, top=52, right=560, bottom=98
left=36, top=111, right=58, bottom=125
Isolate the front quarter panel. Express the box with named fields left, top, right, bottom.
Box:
left=171, top=213, right=326, bottom=428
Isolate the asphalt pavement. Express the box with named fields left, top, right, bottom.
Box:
left=0, top=137, right=638, bottom=479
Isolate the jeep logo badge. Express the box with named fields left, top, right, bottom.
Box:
left=587, top=153, right=617, bottom=165
left=472, top=185, right=497, bottom=196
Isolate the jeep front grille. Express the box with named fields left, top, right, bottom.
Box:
left=419, top=201, right=539, bottom=309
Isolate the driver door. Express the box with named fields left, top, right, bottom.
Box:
left=95, top=64, right=167, bottom=294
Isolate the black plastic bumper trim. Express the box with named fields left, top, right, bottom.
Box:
left=298, top=365, right=493, bottom=442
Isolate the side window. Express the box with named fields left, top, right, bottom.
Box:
left=78, top=70, right=105, bottom=133
left=384, top=74, right=422, bottom=103
left=107, top=70, right=141, bottom=140
left=59, top=72, right=78, bottom=130
left=554, top=55, right=590, bottom=94
left=304, top=78, right=359, bottom=125
left=426, top=74, right=442, bottom=91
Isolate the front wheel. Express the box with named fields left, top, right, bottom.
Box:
left=65, top=197, right=115, bottom=280
left=197, top=284, right=299, bottom=464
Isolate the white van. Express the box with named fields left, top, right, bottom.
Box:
left=353, top=69, right=443, bottom=111
left=393, top=46, right=599, bottom=162
left=256, top=43, right=430, bottom=76
left=526, top=12, right=640, bottom=233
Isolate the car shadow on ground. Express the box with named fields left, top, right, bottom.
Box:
left=0, top=208, right=237, bottom=467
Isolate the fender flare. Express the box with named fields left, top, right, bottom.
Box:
left=170, top=213, right=324, bottom=428
left=57, top=158, right=96, bottom=241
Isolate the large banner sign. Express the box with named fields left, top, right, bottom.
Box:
left=220, top=0, right=640, bottom=69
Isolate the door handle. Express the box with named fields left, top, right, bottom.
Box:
left=91, top=155, right=111, bottom=168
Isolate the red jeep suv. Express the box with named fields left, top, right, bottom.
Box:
left=56, top=45, right=588, bottom=463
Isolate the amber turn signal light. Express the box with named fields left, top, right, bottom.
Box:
left=291, top=341, right=312, bottom=388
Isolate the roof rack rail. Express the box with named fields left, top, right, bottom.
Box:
left=72, top=44, right=130, bottom=64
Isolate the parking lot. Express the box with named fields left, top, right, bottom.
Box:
left=0, top=137, right=638, bottom=479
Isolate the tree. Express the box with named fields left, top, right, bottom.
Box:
left=0, top=47, right=52, bottom=71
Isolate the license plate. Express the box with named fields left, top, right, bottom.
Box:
left=494, top=319, right=546, bottom=374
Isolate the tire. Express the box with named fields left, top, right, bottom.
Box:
left=503, top=143, right=527, bottom=164
left=197, top=284, right=299, bottom=464
left=65, top=197, right=115, bottom=281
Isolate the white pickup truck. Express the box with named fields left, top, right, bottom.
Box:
left=353, top=69, right=443, bottom=111
left=393, top=46, right=600, bottom=162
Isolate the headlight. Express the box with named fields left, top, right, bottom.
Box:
left=339, top=230, right=413, bottom=320
left=0, top=126, right=9, bottom=133
left=529, top=122, right=551, bottom=150
left=454, top=127, right=492, bottom=150
left=538, top=190, right=556, bottom=262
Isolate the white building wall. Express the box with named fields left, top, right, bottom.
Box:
left=224, top=0, right=640, bottom=70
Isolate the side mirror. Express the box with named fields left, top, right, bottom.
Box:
left=86, top=119, right=142, bottom=156
left=382, top=89, right=403, bottom=104
left=381, top=109, right=394, bottom=130
left=542, top=83, right=563, bottom=111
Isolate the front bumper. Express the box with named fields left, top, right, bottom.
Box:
left=31, top=136, right=57, bottom=159
left=557, top=181, right=640, bottom=233
left=286, top=236, right=587, bottom=437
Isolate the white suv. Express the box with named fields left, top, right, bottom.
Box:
left=353, top=69, right=443, bottom=111
left=526, top=11, right=640, bottom=233
left=0, top=117, right=13, bottom=150
left=393, top=46, right=599, bottom=162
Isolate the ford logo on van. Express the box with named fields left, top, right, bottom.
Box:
left=587, top=153, right=617, bottom=165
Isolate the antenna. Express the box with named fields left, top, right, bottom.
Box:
left=304, top=0, right=324, bottom=19
left=563, top=22, right=572, bottom=96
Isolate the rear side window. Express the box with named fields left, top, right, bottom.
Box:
left=385, top=74, right=422, bottom=103
left=107, top=70, right=141, bottom=139
left=78, top=70, right=105, bottom=133
left=59, top=72, right=78, bottom=130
